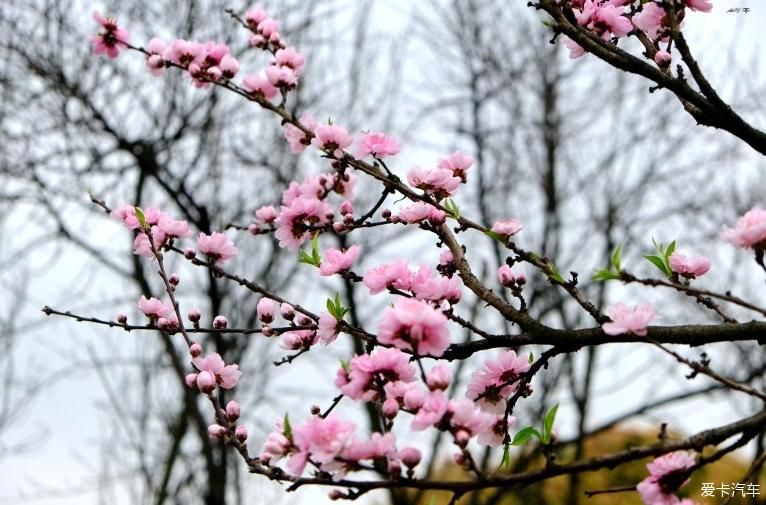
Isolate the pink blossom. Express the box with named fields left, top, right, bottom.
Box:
left=398, top=202, right=446, bottom=224
left=244, top=7, right=269, bottom=27
left=158, top=216, right=192, bottom=239
left=378, top=298, right=451, bottom=357
left=342, top=432, right=397, bottom=464
left=357, top=132, right=400, bottom=159
left=91, top=11, right=129, bottom=59
left=491, top=218, right=523, bottom=237
left=193, top=352, right=241, bottom=389
left=669, top=252, right=710, bottom=278
left=138, top=296, right=170, bottom=319
left=655, top=50, right=672, bottom=67
left=164, top=39, right=203, bottom=67
left=400, top=447, right=421, bottom=468
left=407, top=165, right=461, bottom=197
left=208, top=424, right=227, bottom=439
left=317, top=311, right=340, bottom=344
left=320, top=245, right=361, bottom=276
left=410, top=390, right=450, bottom=431
left=337, top=347, right=416, bottom=401
left=289, top=415, right=356, bottom=476
left=478, top=416, right=515, bottom=447
left=242, top=73, right=278, bottom=99
left=437, top=151, right=474, bottom=182
left=275, top=197, right=332, bottom=251
left=265, top=65, right=298, bottom=88
left=637, top=451, right=696, bottom=505
left=723, top=208, right=766, bottom=249
left=255, top=205, right=278, bottom=224
left=132, top=227, right=166, bottom=257
left=409, top=265, right=462, bottom=304
left=602, top=303, right=655, bottom=336
left=634, top=2, right=667, bottom=39
left=197, top=232, right=238, bottom=263
left=111, top=205, right=164, bottom=229
left=257, top=297, right=277, bottom=323
left=439, top=250, right=453, bottom=265
left=466, top=351, right=530, bottom=414
left=274, top=47, right=306, bottom=74
left=311, top=124, right=353, bottom=156
left=196, top=371, right=216, bottom=393
left=363, top=260, right=412, bottom=294
left=563, top=36, right=586, bottom=58
left=283, top=114, right=318, bottom=153
left=226, top=400, right=241, bottom=421
left=219, top=55, right=239, bottom=79
left=185, top=373, right=198, bottom=389
left=449, top=400, right=497, bottom=442
left=497, top=264, right=526, bottom=287
left=576, top=1, right=632, bottom=39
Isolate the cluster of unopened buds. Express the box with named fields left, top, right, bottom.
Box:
left=85, top=3, right=766, bottom=502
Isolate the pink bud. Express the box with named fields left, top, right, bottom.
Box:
left=248, top=223, right=260, bottom=234
left=185, top=373, right=199, bottom=389
left=426, top=365, right=451, bottom=391
left=226, top=400, right=241, bottom=421
left=328, top=489, right=344, bottom=501
left=382, top=398, right=400, bottom=418
left=116, top=313, right=128, bottom=324
left=197, top=371, right=216, bottom=394
left=655, top=50, right=672, bottom=67
left=187, top=308, right=201, bottom=322
left=235, top=425, right=248, bottom=442
left=280, top=303, right=295, bottom=320
left=382, top=208, right=392, bottom=219
left=169, top=273, right=180, bottom=285
left=387, top=460, right=402, bottom=478
left=189, top=343, right=202, bottom=357
left=262, top=325, right=274, bottom=337
left=333, top=222, right=346, bottom=233
left=208, top=424, right=227, bottom=440
left=297, top=315, right=312, bottom=326
left=310, top=405, right=321, bottom=415
left=184, top=247, right=196, bottom=259
left=403, top=389, right=426, bottom=410
left=339, top=200, right=353, bottom=216
left=259, top=451, right=273, bottom=464
left=400, top=447, right=421, bottom=468
left=455, top=430, right=470, bottom=447
left=257, top=298, right=276, bottom=324
left=213, top=315, right=228, bottom=329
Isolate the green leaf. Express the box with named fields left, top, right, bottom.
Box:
left=443, top=199, right=460, bottom=219
left=592, top=269, right=621, bottom=281
left=542, top=403, right=559, bottom=444
left=283, top=413, right=293, bottom=441
left=340, top=359, right=350, bottom=372
left=665, top=240, right=676, bottom=261
left=484, top=230, right=504, bottom=243
left=528, top=352, right=535, bottom=364
left=326, top=293, right=348, bottom=320
left=644, top=254, right=671, bottom=277
left=134, top=206, right=147, bottom=229
left=511, top=426, right=542, bottom=446
left=298, top=249, right=319, bottom=266
left=611, top=245, right=622, bottom=271
left=549, top=264, right=566, bottom=284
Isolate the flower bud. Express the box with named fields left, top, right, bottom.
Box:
left=187, top=308, right=201, bottom=322
left=248, top=223, right=260, bottom=235
left=257, top=298, right=276, bottom=324
left=400, top=447, right=421, bottom=468
left=310, top=405, right=321, bottom=415
left=426, top=365, right=451, bottom=391
left=235, top=425, right=248, bottom=442
left=262, top=325, right=273, bottom=337
left=184, top=247, right=196, bottom=259
left=226, top=400, right=241, bottom=421
left=280, top=304, right=295, bottom=320
left=387, top=460, right=402, bottom=478
left=116, top=313, right=128, bottom=324
left=168, top=273, right=180, bottom=285
left=382, top=208, right=392, bottom=219
left=185, top=373, right=199, bottom=389
left=328, top=489, right=344, bottom=501
left=339, top=200, right=353, bottom=216
left=382, top=398, right=400, bottom=419
left=207, top=424, right=227, bottom=440
left=403, top=389, right=425, bottom=411
left=655, top=50, right=672, bottom=67
left=297, top=315, right=312, bottom=326
left=189, top=343, right=202, bottom=357
left=213, top=315, right=228, bottom=329
left=197, top=370, right=217, bottom=394
left=455, top=429, right=470, bottom=448
left=333, top=222, right=345, bottom=233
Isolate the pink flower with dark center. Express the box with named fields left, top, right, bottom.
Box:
left=449, top=400, right=497, bottom=442
left=242, top=73, right=278, bottom=99
left=602, top=303, right=655, bottom=336
left=138, top=296, right=170, bottom=319
left=357, top=132, right=400, bottom=159
left=164, top=39, right=204, bottom=68
left=409, top=265, right=462, bottom=304
left=491, top=218, right=523, bottom=237
left=289, top=415, right=356, bottom=476
left=197, top=232, right=239, bottom=263
left=283, top=114, right=318, bottom=153
left=255, top=205, right=278, bottom=224
left=437, top=151, right=474, bottom=182
left=637, top=451, right=696, bottom=505
left=723, top=208, right=766, bottom=249
left=132, top=226, right=166, bottom=257
left=410, top=390, right=450, bottom=430
left=145, top=38, right=166, bottom=76
left=91, top=11, right=129, bottom=59
left=426, top=364, right=451, bottom=391
left=378, top=298, right=451, bottom=357
left=669, top=252, right=710, bottom=278
left=312, top=124, right=353, bottom=156
left=466, top=351, right=530, bottom=414
left=576, top=1, right=632, bottom=39
left=363, top=260, right=412, bottom=294
left=634, top=2, right=667, bottom=40
left=193, top=352, right=241, bottom=389
left=274, top=47, right=306, bottom=74
left=158, top=216, right=192, bottom=239
left=398, top=202, right=446, bottom=225
left=265, top=65, right=298, bottom=88
left=275, top=197, right=332, bottom=251
left=319, top=245, right=361, bottom=276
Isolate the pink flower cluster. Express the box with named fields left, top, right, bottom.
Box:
left=187, top=351, right=242, bottom=392
left=465, top=351, right=531, bottom=414
left=111, top=205, right=192, bottom=258
left=602, top=303, right=655, bottom=336
left=336, top=347, right=416, bottom=401
left=405, top=151, right=473, bottom=199
left=637, top=451, right=698, bottom=505
left=397, top=202, right=446, bottom=225
left=497, top=264, right=526, bottom=287
left=357, top=132, right=400, bottom=159
left=198, top=232, right=239, bottom=263
left=244, top=7, right=282, bottom=48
